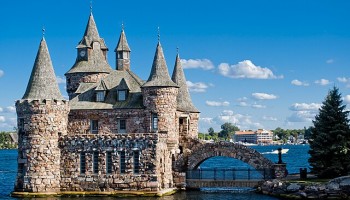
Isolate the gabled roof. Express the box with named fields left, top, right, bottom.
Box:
left=115, top=30, right=131, bottom=52
left=69, top=70, right=145, bottom=110
left=95, top=79, right=108, bottom=91
left=77, top=13, right=107, bottom=50
left=171, top=54, right=199, bottom=113
left=22, top=38, right=63, bottom=100
left=142, top=42, right=178, bottom=88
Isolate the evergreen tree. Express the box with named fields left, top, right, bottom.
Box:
left=308, top=87, right=350, bottom=178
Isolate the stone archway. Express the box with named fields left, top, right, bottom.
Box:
left=187, top=141, right=274, bottom=170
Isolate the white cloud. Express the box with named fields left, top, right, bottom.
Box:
left=262, top=116, right=277, bottom=121
left=56, top=76, right=66, bottom=84
left=291, top=79, right=309, bottom=86
left=0, top=70, right=3, bottom=78
left=0, top=107, right=3, bottom=112
left=290, top=103, right=321, bottom=111
left=0, top=116, right=5, bottom=123
left=315, top=79, right=330, bottom=86
left=251, top=104, right=266, bottom=109
left=5, top=106, right=16, bottom=113
left=186, top=81, right=210, bottom=93
left=344, top=95, right=350, bottom=104
left=218, top=60, right=283, bottom=79
left=213, top=110, right=261, bottom=130
left=326, top=59, right=334, bottom=64
left=337, top=77, right=349, bottom=83
left=181, top=59, right=215, bottom=70
left=206, top=100, right=230, bottom=107
left=252, top=92, right=277, bottom=100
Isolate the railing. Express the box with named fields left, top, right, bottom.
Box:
left=186, top=168, right=273, bottom=180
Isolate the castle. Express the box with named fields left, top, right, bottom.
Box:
left=14, top=11, right=199, bottom=195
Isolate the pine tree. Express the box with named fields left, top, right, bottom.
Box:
left=309, top=86, right=350, bottom=178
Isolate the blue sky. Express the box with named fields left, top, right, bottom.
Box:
left=1, top=0, right=350, bottom=132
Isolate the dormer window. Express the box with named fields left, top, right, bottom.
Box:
left=96, top=91, right=105, bottom=102
left=118, top=90, right=127, bottom=101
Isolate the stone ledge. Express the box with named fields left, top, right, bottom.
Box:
left=11, top=188, right=177, bottom=198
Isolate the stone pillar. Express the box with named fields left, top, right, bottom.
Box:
left=15, top=99, right=69, bottom=192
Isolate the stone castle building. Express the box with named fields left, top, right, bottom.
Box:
left=14, top=11, right=200, bottom=195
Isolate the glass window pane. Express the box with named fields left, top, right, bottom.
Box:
left=118, top=90, right=126, bottom=101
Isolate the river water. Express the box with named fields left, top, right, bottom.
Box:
left=0, top=144, right=309, bottom=200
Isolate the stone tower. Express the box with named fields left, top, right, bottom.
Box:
left=65, top=12, right=112, bottom=99
left=15, top=37, right=69, bottom=192
left=141, top=41, right=179, bottom=189
left=115, top=28, right=131, bottom=71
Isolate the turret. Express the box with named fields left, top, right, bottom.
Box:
left=115, top=27, right=131, bottom=71
left=15, top=37, right=69, bottom=193
left=141, top=40, right=179, bottom=189
left=65, top=12, right=112, bottom=99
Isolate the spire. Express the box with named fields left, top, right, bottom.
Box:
left=142, top=42, right=178, bottom=87
left=22, top=38, right=63, bottom=100
left=115, top=28, right=131, bottom=52
left=77, top=13, right=107, bottom=49
left=171, top=53, right=199, bottom=112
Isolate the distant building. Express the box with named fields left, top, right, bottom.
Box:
left=235, top=129, right=273, bottom=144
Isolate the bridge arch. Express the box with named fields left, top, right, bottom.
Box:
left=176, top=141, right=274, bottom=171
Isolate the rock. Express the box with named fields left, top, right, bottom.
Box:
left=327, top=182, right=340, bottom=190
left=287, top=183, right=301, bottom=192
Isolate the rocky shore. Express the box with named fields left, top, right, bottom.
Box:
left=258, top=175, right=350, bottom=199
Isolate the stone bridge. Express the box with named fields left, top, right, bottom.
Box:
left=173, top=139, right=286, bottom=188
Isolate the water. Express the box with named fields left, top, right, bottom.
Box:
left=0, top=144, right=309, bottom=200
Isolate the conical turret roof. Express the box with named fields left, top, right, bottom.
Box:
left=22, top=38, right=63, bottom=100
left=115, top=29, right=131, bottom=52
left=142, top=42, right=178, bottom=87
left=171, top=54, right=199, bottom=112
left=77, top=13, right=107, bottom=49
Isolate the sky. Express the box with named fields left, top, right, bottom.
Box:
left=1, top=0, right=350, bottom=133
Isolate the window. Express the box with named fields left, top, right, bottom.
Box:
left=118, top=90, right=127, bottom=101
left=106, top=152, right=112, bottom=174
left=133, top=151, right=140, bottom=174
left=93, top=152, right=99, bottom=174
left=18, top=118, right=24, bottom=132
left=120, top=151, right=126, bottom=174
left=152, top=113, right=158, bottom=131
left=118, top=119, right=126, bottom=133
left=96, top=91, right=105, bottom=102
left=90, top=120, right=98, bottom=134
left=80, top=152, right=86, bottom=174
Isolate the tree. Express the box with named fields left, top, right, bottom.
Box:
left=308, top=87, right=350, bottom=178
left=218, top=122, right=239, bottom=140
left=208, top=127, right=215, bottom=136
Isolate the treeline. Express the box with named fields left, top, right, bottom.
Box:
left=0, top=131, right=17, bottom=149
left=198, top=122, right=312, bottom=142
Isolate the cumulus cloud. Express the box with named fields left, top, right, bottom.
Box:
left=181, top=59, right=215, bottom=70
left=206, top=100, right=230, bottom=107
left=337, top=77, right=349, bottom=83
left=315, top=79, right=330, bottom=86
left=186, top=81, right=210, bottom=93
left=287, top=103, right=320, bottom=122
left=0, top=116, right=5, bottom=123
left=5, top=106, right=16, bottom=113
left=56, top=76, right=66, bottom=84
left=262, top=116, right=277, bottom=121
left=251, top=104, right=266, bottom=109
left=344, top=95, right=350, bottom=104
left=218, top=60, right=282, bottom=79
left=0, top=70, right=3, bottom=78
left=252, top=93, right=277, bottom=100
left=290, top=103, right=321, bottom=111
left=291, top=79, right=309, bottom=86
left=0, top=107, right=3, bottom=112
left=213, top=110, right=261, bottom=130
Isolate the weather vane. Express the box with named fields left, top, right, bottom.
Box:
left=157, top=26, right=160, bottom=42
left=90, top=0, right=93, bottom=13
left=42, top=26, right=45, bottom=37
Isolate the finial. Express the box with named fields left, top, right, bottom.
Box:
left=176, top=46, right=179, bottom=54
left=42, top=26, right=45, bottom=38
left=90, top=0, right=93, bottom=14
left=157, top=26, right=160, bottom=42
left=121, top=22, right=124, bottom=31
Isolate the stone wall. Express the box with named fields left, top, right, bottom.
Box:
left=67, top=109, right=147, bottom=135
left=66, top=72, right=109, bottom=100
left=60, top=133, right=160, bottom=191
left=15, top=99, right=69, bottom=192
